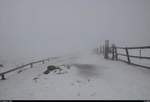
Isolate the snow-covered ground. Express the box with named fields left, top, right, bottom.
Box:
left=0, top=51, right=150, bottom=100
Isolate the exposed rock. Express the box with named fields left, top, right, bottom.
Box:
left=43, top=65, right=61, bottom=74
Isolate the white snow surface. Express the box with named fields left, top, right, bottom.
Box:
left=0, top=51, right=150, bottom=100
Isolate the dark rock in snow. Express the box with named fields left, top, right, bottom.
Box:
left=43, top=65, right=61, bottom=74
left=43, top=70, right=50, bottom=74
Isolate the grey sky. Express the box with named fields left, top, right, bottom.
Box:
left=0, top=0, right=150, bottom=60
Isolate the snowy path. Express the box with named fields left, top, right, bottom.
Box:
left=0, top=52, right=150, bottom=100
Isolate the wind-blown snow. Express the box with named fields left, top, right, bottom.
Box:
left=0, top=52, right=150, bottom=100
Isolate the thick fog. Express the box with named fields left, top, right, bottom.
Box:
left=0, top=0, right=150, bottom=61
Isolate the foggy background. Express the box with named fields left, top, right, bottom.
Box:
left=0, top=0, right=150, bottom=61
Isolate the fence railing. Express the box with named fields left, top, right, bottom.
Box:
left=111, top=46, right=150, bottom=69
left=99, top=40, right=150, bottom=69
left=0, top=58, right=50, bottom=80
left=112, top=46, right=150, bottom=69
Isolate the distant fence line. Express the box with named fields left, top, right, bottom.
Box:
left=98, top=40, right=150, bottom=69
left=0, top=58, right=50, bottom=80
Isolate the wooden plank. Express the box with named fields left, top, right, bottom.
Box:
left=116, top=47, right=126, bottom=49
left=117, top=53, right=150, bottom=60
left=127, top=46, right=150, bottom=49
left=0, top=63, right=31, bottom=76
left=0, top=59, right=47, bottom=76
left=116, top=46, right=150, bottom=49
left=129, top=55, right=150, bottom=60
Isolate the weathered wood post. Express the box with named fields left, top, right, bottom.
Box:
left=104, top=40, right=109, bottom=59
left=139, top=49, right=141, bottom=59
left=115, top=46, right=118, bottom=60
left=102, top=45, right=105, bottom=55
left=125, top=48, right=131, bottom=64
left=1, top=74, right=6, bottom=80
left=30, top=63, right=33, bottom=68
left=112, top=44, right=115, bottom=60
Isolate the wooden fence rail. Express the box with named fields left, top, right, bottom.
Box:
left=110, top=45, right=150, bottom=69
left=100, top=40, right=150, bottom=69
left=0, top=58, right=50, bottom=80
left=116, top=46, right=150, bottom=49
left=117, top=53, right=150, bottom=60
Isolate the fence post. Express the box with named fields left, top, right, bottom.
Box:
left=30, top=63, right=33, bottom=68
left=115, top=47, right=118, bottom=60
left=125, top=48, right=131, bottom=64
left=1, top=74, right=6, bottom=80
left=139, top=49, right=141, bottom=59
left=102, top=45, right=105, bottom=55
left=112, top=44, right=115, bottom=60
left=112, top=46, right=118, bottom=61
left=104, top=40, right=109, bottom=59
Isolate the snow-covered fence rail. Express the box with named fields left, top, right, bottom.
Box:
left=0, top=58, right=50, bottom=80
left=111, top=45, right=150, bottom=69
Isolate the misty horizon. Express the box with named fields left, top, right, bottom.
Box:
left=0, top=0, right=150, bottom=61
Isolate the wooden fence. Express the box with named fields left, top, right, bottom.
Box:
left=111, top=46, right=150, bottom=69
left=0, top=58, right=50, bottom=80
left=100, top=40, right=150, bottom=69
